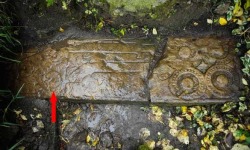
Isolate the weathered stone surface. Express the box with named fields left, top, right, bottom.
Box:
left=17, top=39, right=154, bottom=101
left=15, top=37, right=242, bottom=104
left=149, top=37, right=242, bottom=103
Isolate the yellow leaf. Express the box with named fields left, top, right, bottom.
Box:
left=209, top=145, right=219, bottom=150
left=197, top=119, right=204, bottom=126
left=145, top=140, right=155, bottom=150
left=62, top=1, right=67, bottom=10
left=201, top=147, right=206, bottom=150
left=86, top=135, right=91, bottom=143
left=245, top=0, right=250, bottom=9
left=73, top=108, right=82, bottom=115
left=61, top=120, right=70, bottom=131
left=247, top=124, right=250, bottom=130
left=92, top=137, right=99, bottom=146
left=151, top=105, right=163, bottom=123
left=184, top=114, right=192, bottom=121
left=233, top=1, right=242, bottom=16
left=168, top=118, right=178, bottom=129
left=239, top=134, right=246, bottom=141
left=190, top=107, right=197, bottom=114
left=14, top=109, right=22, bottom=116
left=234, top=7, right=243, bottom=17
left=219, top=17, right=227, bottom=26
left=177, top=129, right=189, bottom=145
left=59, top=27, right=64, bottom=32
left=20, top=114, right=28, bottom=120
left=181, top=106, right=187, bottom=114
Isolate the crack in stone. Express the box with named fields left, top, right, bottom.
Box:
left=145, top=37, right=168, bottom=102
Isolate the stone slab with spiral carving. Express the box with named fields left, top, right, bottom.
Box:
left=149, top=37, right=243, bottom=104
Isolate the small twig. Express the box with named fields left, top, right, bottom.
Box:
left=240, top=26, right=250, bottom=36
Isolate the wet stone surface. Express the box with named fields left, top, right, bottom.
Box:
left=16, top=38, right=154, bottom=102
left=150, top=37, right=242, bottom=104
left=15, top=37, right=242, bottom=104
left=60, top=104, right=197, bottom=150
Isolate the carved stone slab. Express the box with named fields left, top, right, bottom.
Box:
left=16, top=39, right=155, bottom=102
left=149, top=37, right=242, bottom=103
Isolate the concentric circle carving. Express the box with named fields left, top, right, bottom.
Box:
left=169, top=68, right=205, bottom=100
left=205, top=65, right=235, bottom=98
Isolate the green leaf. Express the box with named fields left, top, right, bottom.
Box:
left=46, top=0, right=55, bottom=7
left=246, top=136, right=250, bottom=144
left=244, top=0, right=250, bottom=10
left=62, top=1, right=67, bottom=10
left=239, top=102, right=247, bottom=112
left=221, top=102, right=237, bottom=112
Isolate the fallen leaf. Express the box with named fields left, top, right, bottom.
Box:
left=221, top=102, right=236, bottom=112
left=177, top=129, right=189, bottom=145
left=59, top=27, right=64, bottom=32
left=168, top=118, right=178, bottom=129
left=231, top=143, right=250, bottom=150
left=189, top=107, right=198, bottom=114
left=20, top=114, right=28, bottom=120
left=36, top=113, right=43, bottom=119
left=219, top=17, right=227, bottom=26
left=239, top=134, right=246, bottom=141
left=32, top=127, right=39, bottom=133
left=14, top=109, right=22, bottom=116
left=73, top=108, right=82, bottom=115
left=61, top=120, right=70, bottom=131
left=152, top=28, right=157, bottom=35
left=209, top=145, right=219, bottom=150
left=139, top=128, right=151, bottom=139
left=207, top=19, right=213, bottom=24
left=242, top=78, right=248, bottom=85
left=151, top=105, right=164, bottom=123
left=181, top=106, right=187, bottom=114
left=239, top=102, right=247, bottom=112
left=86, top=134, right=91, bottom=143
left=36, top=120, right=44, bottom=129
left=170, top=128, right=179, bottom=137
left=17, top=146, right=25, bottom=150
left=30, top=114, right=35, bottom=119
left=145, top=140, right=155, bottom=149
left=62, top=1, right=67, bottom=10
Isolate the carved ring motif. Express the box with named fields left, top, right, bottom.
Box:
left=205, top=65, right=235, bottom=98
left=169, top=68, right=206, bottom=100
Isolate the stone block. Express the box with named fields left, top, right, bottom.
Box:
left=149, top=37, right=242, bottom=104
left=16, top=39, right=154, bottom=102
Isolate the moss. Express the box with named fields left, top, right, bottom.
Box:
left=106, top=0, right=178, bottom=18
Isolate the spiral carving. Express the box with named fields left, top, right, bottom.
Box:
left=169, top=68, right=206, bottom=100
